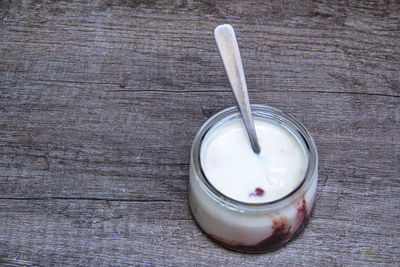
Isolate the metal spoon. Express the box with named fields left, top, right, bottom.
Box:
left=214, top=24, right=261, bottom=154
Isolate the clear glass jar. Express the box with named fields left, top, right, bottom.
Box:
left=189, top=105, right=318, bottom=253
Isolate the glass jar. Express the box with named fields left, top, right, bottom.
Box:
left=189, top=105, right=318, bottom=253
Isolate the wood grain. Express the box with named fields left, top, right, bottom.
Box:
left=0, top=0, right=399, bottom=266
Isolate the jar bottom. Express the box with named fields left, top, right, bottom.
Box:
left=190, top=198, right=315, bottom=254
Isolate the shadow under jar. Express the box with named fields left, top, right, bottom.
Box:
left=189, top=105, right=318, bottom=253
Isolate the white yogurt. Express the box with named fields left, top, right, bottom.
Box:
left=200, top=117, right=307, bottom=203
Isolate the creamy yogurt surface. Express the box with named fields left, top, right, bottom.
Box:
left=200, top=116, right=307, bottom=203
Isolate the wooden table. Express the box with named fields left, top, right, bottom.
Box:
left=1, top=1, right=399, bottom=266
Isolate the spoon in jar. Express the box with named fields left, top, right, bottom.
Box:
left=214, top=24, right=261, bottom=154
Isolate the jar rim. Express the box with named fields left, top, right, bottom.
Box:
left=190, top=105, right=318, bottom=212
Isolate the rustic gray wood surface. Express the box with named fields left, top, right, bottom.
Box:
left=1, top=0, right=399, bottom=266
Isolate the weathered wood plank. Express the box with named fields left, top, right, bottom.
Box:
left=1, top=1, right=399, bottom=97
left=0, top=91, right=398, bottom=199
left=0, top=198, right=398, bottom=266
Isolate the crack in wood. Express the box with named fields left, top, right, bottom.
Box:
left=0, top=197, right=174, bottom=202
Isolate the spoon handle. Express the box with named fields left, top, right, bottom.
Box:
left=214, top=24, right=260, bottom=154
